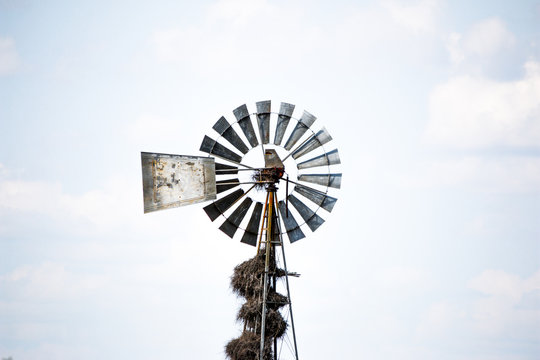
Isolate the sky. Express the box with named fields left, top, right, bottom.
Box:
left=1, top=0, right=539, bottom=359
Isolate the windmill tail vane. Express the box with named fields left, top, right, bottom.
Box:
left=140, top=100, right=342, bottom=360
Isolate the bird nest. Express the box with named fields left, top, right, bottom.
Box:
left=225, top=331, right=272, bottom=360
left=226, top=251, right=289, bottom=359
left=230, top=251, right=285, bottom=298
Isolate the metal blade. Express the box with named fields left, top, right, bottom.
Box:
left=274, top=102, right=295, bottom=145
left=219, top=197, right=253, bottom=238
left=297, top=149, right=341, bottom=170
left=256, top=100, right=271, bottom=144
left=141, top=152, right=216, bottom=213
left=291, top=127, right=333, bottom=160
left=203, top=188, right=244, bottom=221
left=278, top=200, right=305, bottom=242
left=215, top=162, right=239, bottom=175
left=213, top=116, right=249, bottom=154
left=288, top=194, right=325, bottom=232
left=284, top=110, right=316, bottom=150
left=233, top=104, right=259, bottom=148
left=294, top=184, right=337, bottom=213
left=241, top=202, right=263, bottom=246
left=298, top=173, right=342, bottom=189
left=216, top=178, right=239, bottom=194
left=200, top=135, right=243, bottom=164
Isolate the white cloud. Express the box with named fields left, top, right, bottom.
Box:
left=447, top=18, right=515, bottom=65
left=418, top=269, right=540, bottom=343
left=151, top=0, right=319, bottom=76
left=207, top=0, right=272, bottom=25
left=0, top=36, right=20, bottom=75
left=426, top=61, right=540, bottom=148
left=468, top=269, right=540, bottom=337
left=377, top=266, right=432, bottom=290
left=397, top=156, right=540, bottom=193
left=0, top=177, right=138, bottom=228
left=383, top=0, right=441, bottom=33
left=446, top=32, right=464, bottom=64
left=0, top=262, right=105, bottom=301
left=150, top=0, right=441, bottom=81
left=469, top=270, right=526, bottom=300
left=465, top=18, right=515, bottom=56
left=417, top=301, right=465, bottom=337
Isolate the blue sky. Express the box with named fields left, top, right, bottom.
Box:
left=1, top=0, right=539, bottom=359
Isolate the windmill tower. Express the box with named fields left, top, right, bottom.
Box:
left=141, top=101, right=342, bottom=360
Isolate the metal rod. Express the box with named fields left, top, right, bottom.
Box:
left=256, top=191, right=270, bottom=255
left=215, top=168, right=266, bottom=173
left=272, top=255, right=278, bottom=360
left=216, top=181, right=268, bottom=186
left=286, top=175, right=289, bottom=217
left=237, top=162, right=256, bottom=170
left=261, top=141, right=266, bottom=158
left=260, top=189, right=274, bottom=360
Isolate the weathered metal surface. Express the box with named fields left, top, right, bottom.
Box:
left=263, top=149, right=284, bottom=168
left=278, top=200, right=305, bottom=242
left=298, top=173, right=342, bottom=189
left=203, top=188, right=245, bottom=221
left=233, top=104, right=259, bottom=148
left=274, top=102, right=295, bottom=145
left=241, top=202, right=263, bottom=246
left=288, top=194, right=325, bottom=232
left=215, top=162, right=239, bottom=175
left=291, top=127, right=333, bottom=160
left=219, top=197, right=253, bottom=238
left=293, top=184, right=337, bottom=212
left=256, top=100, right=271, bottom=144
left=297, top=149, right=341, bottom=170
left=200, top=135, right=243, bottom=164
left=141, top=152, right=216, bottom=213
left=213, top=116, right=249, bottom=154
left=216, top=178, right=240, bottom=193
left=284, top=110, right=316, bottom=150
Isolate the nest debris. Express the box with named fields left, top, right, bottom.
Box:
left=225, top=331, right=272, bottom=360
left=225, top=250, right=289, bottom=360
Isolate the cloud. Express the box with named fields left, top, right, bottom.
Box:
left=468, top=269, right=540, bottom=338
left=446, top=18, right=515, bottom=65
left=0, top=262, right=105, bottom=301
left=207, top=0, right=272, bottom=26
left=377, top=266, right=433, bottom=290
left=425, top=61, right=540, bottom=148
left=417, top=301, right=465, bottom=337
left=382, top=0, right=441, bottom=33
left=397, top=156, right=540, bottom=193
left=418, top=269, right=540, bottom=345
left=0, top=177, right=138, bottom=229
left=151, top=0, right=319, bottom=76
left=0, top=36, right=20, bottom=75
left=130, top=114, right=200, bottom=151
left=149, top=0, right=442, bottom=81
left=469, top=270, right=526, bottom=300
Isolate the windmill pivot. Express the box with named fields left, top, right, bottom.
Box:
left=257, top=167, right=284, bottom=185
left=252, top=149, right=285, bottom=188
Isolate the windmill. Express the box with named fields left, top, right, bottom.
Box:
left=141, top=100, right=341, bottom=360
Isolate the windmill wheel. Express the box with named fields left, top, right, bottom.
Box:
left=199, top=101, right=342, bottom=246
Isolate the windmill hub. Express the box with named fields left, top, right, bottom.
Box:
left=251, top=149, right=285, bottom=189
left=252, top=166, right=284, bottom=189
